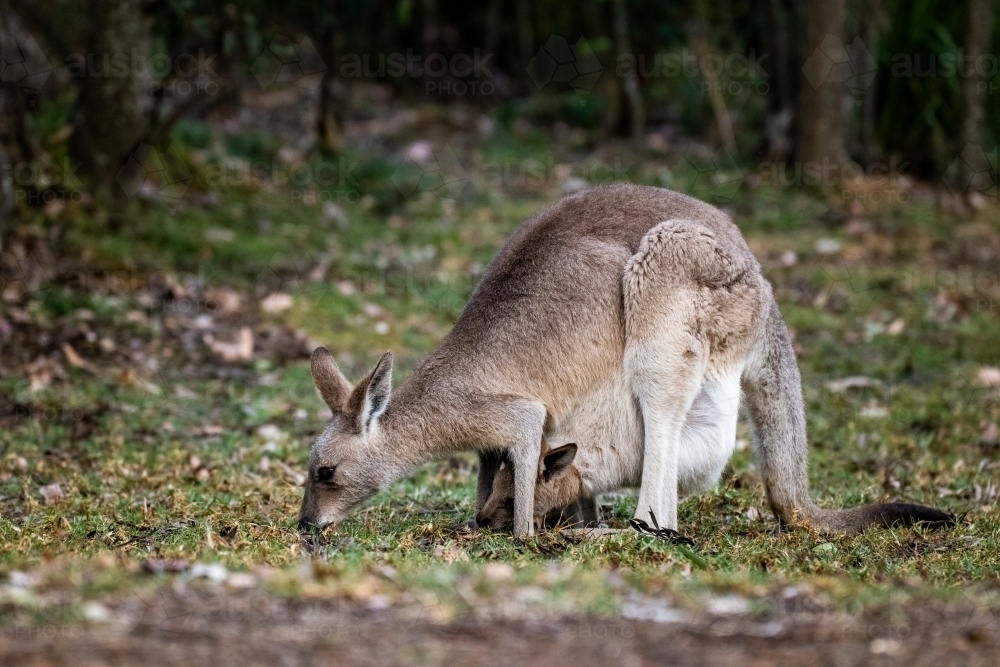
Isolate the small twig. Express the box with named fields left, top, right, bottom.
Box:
left=629, top=507, right=696, bottom=547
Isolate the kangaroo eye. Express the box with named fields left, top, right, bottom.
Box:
left=503, top=498, right=515, bottom=510
left=316, top=466, right=336, bottom=483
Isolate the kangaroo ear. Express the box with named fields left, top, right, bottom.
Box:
left=542, top=443, right=577, bottom=482
left=311, top=347, right=352, bottom=414
left=347, top=351, right=393, bottom=433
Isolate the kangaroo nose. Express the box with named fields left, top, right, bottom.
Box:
left=475, top=512, right=489, bottom=528
left=297, top=517, right=315, bottom=532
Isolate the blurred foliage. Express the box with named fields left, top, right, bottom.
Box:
left=877, top=0, right=1000, bottom=176
left=0, top=0, right=996, bottom=208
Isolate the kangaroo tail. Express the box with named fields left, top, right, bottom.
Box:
left=741, top=294, right=954, bottom=534
left=809, top=503, right=953, bottom=531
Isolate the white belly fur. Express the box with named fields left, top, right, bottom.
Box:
left=546, top=368, right=741, bottom=499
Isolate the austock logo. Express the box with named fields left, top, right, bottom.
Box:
left=251, top=35, right=327, bottom=91
left=116, top=143, right=193, bottom=204
left=802, top=35, right=877, bottom=94
left=247, top=249, right=334, bottom=317
left=391, top=143, right=470, bottom=198
left=945, top=143, right=998, bottom=203
left=808, top=259, right=883, bottom=316
left=527, top=35, right=603, bottom=92
left=0, top=31, right=53, bottom=100
left=681, top=147, right=744, bottom=203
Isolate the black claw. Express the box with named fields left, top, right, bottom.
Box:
left=629, top=514, right=696, bottom=547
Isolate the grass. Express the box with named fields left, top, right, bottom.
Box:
left=1, top=139, right=999, bottom=629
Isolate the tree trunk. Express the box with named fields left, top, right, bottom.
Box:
left=592, top=0, right=621, bottom=139
left=515, top=0, right=533, bottom=88
left=960, top=0, right=994, bottom=186
left=69, top=0, right=153, bottom=189
left=760, top=0, right=794, bottom=161
left=858, top=0, right=883, bottom=166
left=612, top=0, right=645, bottom=141
left=484, top=0, right=502, bottom=60
left=0, top=87, right=14, bottom=257
left=422, top=0, right=439, bottom=57
left=689, top=20, right=736, bottom=153
left=797, top=0, right=849, bottom=171
left=317, top=4, right=345, bottom=154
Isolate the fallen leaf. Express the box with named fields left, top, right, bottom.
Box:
left=204, top=227, right=235, bottom=243
left=39, top=483, right=64, bottom=504
left=886, top=318, right=905, bottom=336
left=870, top=639, right=902, bottom=656
left=844, top=219, right=872, bottom=236
left=926, top=291, right=959, bottom=324
left=204, top=287, right=243, bottom=315
left=225, top=572, right=256, bottom=589
left=61, top=342, right=99, bottom=373
left=815, top=238, right=841, bottom=254
left=274, top=460, right=305, bottom=486
left=362, top=302, right=385, bottom=318
left=204, top=327, right=254, bottom=362
left=27, top=356, right=60, bottom=392
left=261, top=293, right=293, bottom=313
left=968, top=192, right=989, bottom=211
left=322, top=202, right=348, bottom=227
left=142, top=558, right=190, bottom=574
left=826, top=376, right=881, bottom=393
left=44, top=198, right=64, bottom=217
left=483, top=562, right=513, bottom=581
left=859, top=402, right=889, bottom=419
left=433, top=545, right=470, bottom=563
left=978, top=366, right=1000, bottom=389
left=309, top=259, right=331, bottom=282
left=256, top=424, right=285, bottom=440
left=188, top=563, right=229, bottom=582
left=706, top=595, right=750, bottom=615
left=164, top=274, right=191, bottom=301
left=82, top=601, right=110, bottom=623
left=405, top=140, right=433, bottom=162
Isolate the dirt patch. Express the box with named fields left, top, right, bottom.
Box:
left=1, top=589, right=997, bottom=667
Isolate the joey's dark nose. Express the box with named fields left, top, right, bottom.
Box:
left=298, top=517, right=315, bottom=532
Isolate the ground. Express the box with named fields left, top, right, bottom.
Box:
left=2, top=587, right=1000, bottom=666
left=1, top=103, right=999, bottom=663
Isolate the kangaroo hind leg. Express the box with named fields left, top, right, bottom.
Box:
left=623, top=220, right=720, bottom=530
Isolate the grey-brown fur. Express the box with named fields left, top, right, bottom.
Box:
left=298, top=184, right=952, bottom=537
left=476, top=442, right=601, bottom=530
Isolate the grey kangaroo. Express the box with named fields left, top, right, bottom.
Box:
left=298, top=184, right=951, bottom=538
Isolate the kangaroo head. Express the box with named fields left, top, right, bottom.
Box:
left=475, top=443, right=582, bottom=529
left=298, top=347, right=399, bottom=530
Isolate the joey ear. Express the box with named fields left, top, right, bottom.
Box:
left=311, top=347, right=352, bottom=414
left=347, top=351, right=393, bottom=432
left=542, top=443, right=577, bottom=482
